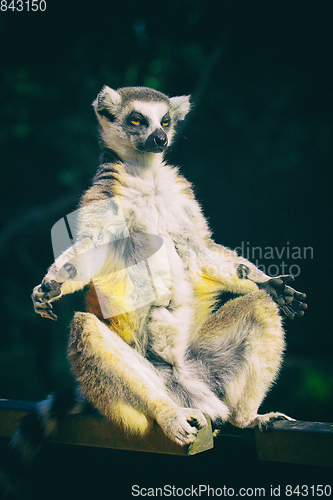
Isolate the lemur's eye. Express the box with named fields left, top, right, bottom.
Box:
left=161, top=116, right=170, bottom=127
left=128, top=112, right=148, bottom=127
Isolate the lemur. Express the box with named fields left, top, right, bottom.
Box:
left=1, top=86, right=306, bottom=497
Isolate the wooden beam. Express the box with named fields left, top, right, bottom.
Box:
left=255, top=420, right=333, bottom=467
left=0, top=399, right=213, bottom=456
left=1, top=400, right=332, bottom=466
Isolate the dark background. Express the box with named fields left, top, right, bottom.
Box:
left=0, top=0, right=332, bottom=496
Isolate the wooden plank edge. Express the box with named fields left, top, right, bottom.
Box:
left=0, top=399, right=213, bottom=456
left=255, top=420, right=333, bottom=468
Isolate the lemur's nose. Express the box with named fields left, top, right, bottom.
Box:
left=145, top=129, right=168, bottom=152
left=153, top=129, right=168, bottom=147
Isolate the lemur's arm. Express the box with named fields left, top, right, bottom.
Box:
left=201, top=242, right=307, bottom=319
left=32, top=194, right=129, bottom=320
left=32, top=236, right=98, bottom=320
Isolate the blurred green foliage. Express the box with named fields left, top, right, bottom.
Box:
left=0, top=0, right=332, bottom=422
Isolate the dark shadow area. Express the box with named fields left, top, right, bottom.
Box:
left=1, top=433, right=332, bottom=499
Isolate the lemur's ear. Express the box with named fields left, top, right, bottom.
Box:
left=169, top=95, right=191, bottom=122
left=92, top=86, right=122, bottom=124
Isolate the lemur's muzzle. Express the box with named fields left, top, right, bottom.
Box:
left=144, top=129, right=168, bottom=153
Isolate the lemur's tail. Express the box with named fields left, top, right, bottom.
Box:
left=0, top=387, right=87, bottom=499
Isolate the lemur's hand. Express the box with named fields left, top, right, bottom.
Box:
left=257, top=275, right=307, bottom=319
left=31, top=278, right=61, bottom=321
left=237, top=266, right=307, bottom=319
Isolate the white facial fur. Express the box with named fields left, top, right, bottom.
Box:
left=131, top=101, right=170, bottom=133
left=93, top=87, right=191, bottom=166
left=100, top=102, right=169, bottom=165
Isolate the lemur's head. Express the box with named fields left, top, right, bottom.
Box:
left=93, top=86, right=191, bottom=163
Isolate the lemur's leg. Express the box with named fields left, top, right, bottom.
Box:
left=192, top=290, right=292, bottom=431
left=68, top=312, right=207, bottom=446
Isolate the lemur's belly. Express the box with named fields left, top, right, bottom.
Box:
left=145, top=245, right=195, bottom=365
left=146, top=303, right=194, bottom=365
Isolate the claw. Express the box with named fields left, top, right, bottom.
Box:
left=188, top=416, right=204, bottom=430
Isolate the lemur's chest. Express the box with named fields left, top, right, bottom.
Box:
left=119, top=180, right=194, bottom=243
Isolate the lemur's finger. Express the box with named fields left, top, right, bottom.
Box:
left=279, top=275, right=295, bottom=284
left=284, top=295, right=294, bottom=305
left=267, top=278, right=284, bottom=289
left=35, top=301, right=57, bottom=318
left=292, top=299, right=308, bottom=312
left=33, top=296, right=58, bottom=318
left=294, top=290, right=306, bottom=301
left=41, top=279, right=61, bottom=299
left=269, top=276, right=295, bottom=293
left=257, top=281, right=280, bottom=299
left=45, top=290, right=61, bottom=300
left=285, top=286, right=306, bottom=300
left=34, top=301, right=53, bottom=310
left=267, top=287, right=279, bottom=300
left=294, top=298, right=307, bottom=308
left=33, top=292, right=46, bottom=303
left=281, top=298, right=307, bottom=318
left=32, top=285, right=45, bottom=301
left=40, top=310, right=58, bottom=321
left=280, top=305, right=296, bottom=319
left=188, top=417, right=205, bottom=430
left=291, top=307, right=305, bottom=318
left=40, top=278, right=55, bottom=291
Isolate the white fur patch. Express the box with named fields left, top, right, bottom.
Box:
left=36, top=396, right=57, bottom=437
left=130, top=101, right=170, bottom=130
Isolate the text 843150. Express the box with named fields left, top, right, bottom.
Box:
left=1, top=0, right=46, bottom=11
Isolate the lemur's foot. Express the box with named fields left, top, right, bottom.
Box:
left=31, top=278, right=61, bottom=321
left=156, top=407, right=207, bottom=446
left=252, top=412, right=295, bottom=432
